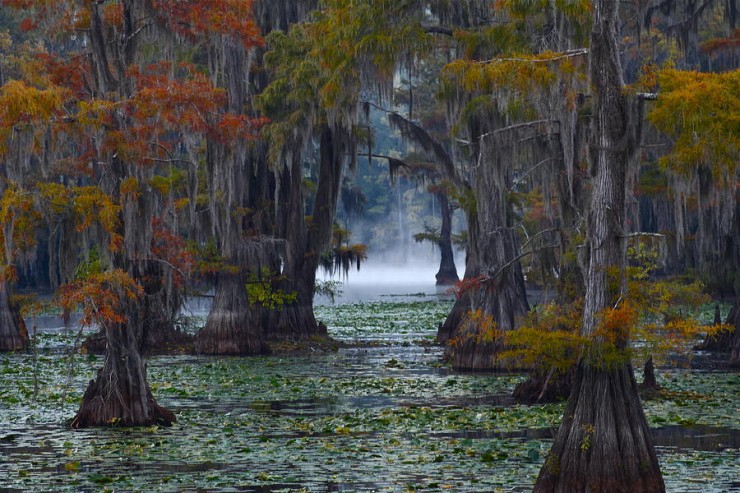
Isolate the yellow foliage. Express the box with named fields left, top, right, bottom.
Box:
left=449, top=309, right=504, bottom=348
left=70, top=186, right=123, bottom=252
left=648, top=68, right=739, bottom=176
left=0, top=186, right=41, bottom=265
left=501, top=301, right=584, bottom=373
left=119, top=177, right=141, bottom=202
left=0, top=80, right=66, bottom=126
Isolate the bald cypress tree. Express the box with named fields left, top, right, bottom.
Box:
left=533, top=0, right=665, bottom=488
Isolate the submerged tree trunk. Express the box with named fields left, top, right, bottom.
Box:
left=195, top=269, right=268, bottom=355
left=266, top=125, right=347, bottom=343
left=0, top=280, right=28, bottom=352
left=435, top=192, right=459, bottom=286
left=438, top=124, right=529, bottom=371
left=71, top=295, right=175, bottom=428
left=534, top=0, right=664, bottom=488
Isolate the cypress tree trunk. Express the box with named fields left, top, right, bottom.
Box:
left=435, top=192, right=459, bottom=286
left=267, top=125, right=345, bottom=342
left=0, top=279, right=28, bottom=352
left=72, top=0, right=174, bottom=428
left=195, top=268, right=268, bottom=355
left=71, top=295, right=175, bottom=428
left=438, top=130, right=529, bottom=370
left=197, top=3, right=324, bottom=351
left=729, top=303, right=740, bottom=367
left=639, top=355, right=661, bottom=400
left=534, top=0, right=664, bottom=489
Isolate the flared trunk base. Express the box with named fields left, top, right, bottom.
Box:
left=513, top=369, right=573, bottom=403
left=71, top=369, right=176, bottom=429
left=534, top=362, right=664, bottom=493
left=0, top=285, right=29, bottom=352
left=195, top=271, right=268, bottom=356
left=194, top=314, right=268, bottom=355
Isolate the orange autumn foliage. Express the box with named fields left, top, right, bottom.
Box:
left=151, top=0, right=263, bottom=48
left=57, top=269, right=143, bottom=328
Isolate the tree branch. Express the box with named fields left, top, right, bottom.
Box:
left=476, top=49, right=589, bottom=65
left=487, top=244, right=559, bottom=280
left=422, top=25, right=454, bottom=36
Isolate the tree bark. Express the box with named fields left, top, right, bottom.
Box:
left=266, top=125, right=346, bottom=342
left=533, top=0, right=664, bottom=488
left=195, top=269, right=268, bottom=355
left=438, top=129, right=530, bottom=370
left=71, top=296, right=175, bottom=428
left=0, top=279, right=28, bottom=352
left=535, top=364, right=664, bottom=493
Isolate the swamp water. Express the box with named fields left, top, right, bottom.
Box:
left=0, top=286, right=738, bottom=492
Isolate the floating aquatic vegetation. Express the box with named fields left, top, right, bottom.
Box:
left=0, top=299, right=737, bottom=492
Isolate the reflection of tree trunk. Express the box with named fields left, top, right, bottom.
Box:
left=435, top=192, right=459, bottom=285
left=71, top=295, right=175, bottom=428
left=534, top=0, right=664, bottom=488
left=195, top=269, right=268, bottom=355
left=0, top=279, right=28, bottom=352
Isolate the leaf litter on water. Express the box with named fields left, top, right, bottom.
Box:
left=0, top=298, right=737, bottom=492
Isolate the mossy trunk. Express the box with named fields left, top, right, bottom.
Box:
left=72, top=0, right=175, bottom=429
left=195, top=270, right=268, bottom=355
left=534, top=0, right=664, bottom=487
left=0, top=280, right=28, bottom=352
left=265, top=126, right=347, bottom=343
left=438, top=124, right=529, bottom=370
left=71, top=297, right=175, bottom=428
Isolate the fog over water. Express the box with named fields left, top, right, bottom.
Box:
left=316, top=244, right=463, bottom=305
